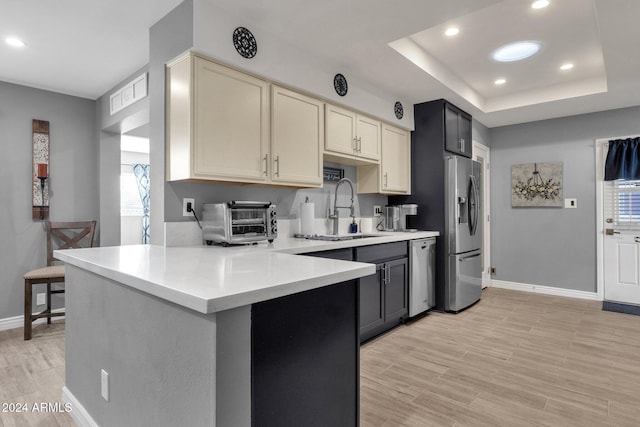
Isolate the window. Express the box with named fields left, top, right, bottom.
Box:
left=121, top=165, right=143, bottom=216
left=605, top=179, right=640, bottom=229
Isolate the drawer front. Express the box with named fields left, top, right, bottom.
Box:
left=306, top=248, right=354, bottom=261
left=355, top=242, right=408, bottom=263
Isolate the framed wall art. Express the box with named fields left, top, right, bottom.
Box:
left=511, top=161, right=563, bottom=207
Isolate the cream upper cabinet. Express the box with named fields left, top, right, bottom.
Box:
left=381, top=124, right=410, bottom=193
left=166, top=53, right=269, bottom=183
left=324, top=104, right=380, bottom=164
left=166, top=52, right=322, bottom=187
left=270, top=85, right=323, bottom=187
left=357, top=124, right=410, bottom=195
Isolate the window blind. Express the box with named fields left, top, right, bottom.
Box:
left=604, top=179, right=640, bottom=229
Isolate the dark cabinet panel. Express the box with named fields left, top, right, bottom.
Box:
left=359, top=265, right=384, bottom=334
left=384, top=258, right=408, bottom=322
left=252, top=281, right=358, bottom=427
left=444, top=102, right=472, bottom=158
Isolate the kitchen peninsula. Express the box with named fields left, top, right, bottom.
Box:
left=55, top=231, right=437, bottom=427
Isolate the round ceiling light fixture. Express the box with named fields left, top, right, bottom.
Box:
left=560, top=62, right=574, bottom=71
left=492, top=41, right=541, bottom=62
left=445, top=27, right=460, bottom=37
left=531, top=0, right=550, bottom=9
left=494, top=78, right=507, bottom=85
left=5, top=37, right=26, bottom=48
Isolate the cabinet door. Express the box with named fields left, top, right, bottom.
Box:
left=325, top=104, right=356, bottom=156
left=444, top=104, right=461, bottom=155
left=271, top=86, right=323, bottom=186
left=381, top=124, right=410, bottom=193
left=356, top=115, right=381, bottom=161
left=384, top=258, right=408, bottom=323
left=193, top=58, right=269, bottom=181
left=359, top=265, right=384, bottom=337
left=459, top=112, right=472, bottom=157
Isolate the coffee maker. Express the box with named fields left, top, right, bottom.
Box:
left=382, top=204, right=418, bottom=231
left=398, top=204, right=418, bottom=231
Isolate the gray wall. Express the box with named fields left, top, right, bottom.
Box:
left=0, top=81, right=97, bottom=320
left=489, top=106, right=640, bottom=292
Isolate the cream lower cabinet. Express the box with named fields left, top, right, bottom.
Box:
left=357, top=124, right=410, bottom=195
left=166, top=53, right=322, bottom=187
left=270, top=86, right=323, bottom=186
left=324, top=104, right=380, bottom=165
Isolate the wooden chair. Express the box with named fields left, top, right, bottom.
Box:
left=23, top=221, right=96, bottom=340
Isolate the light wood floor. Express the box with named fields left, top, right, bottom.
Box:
left=361, top=288, right=640, bottom=426
left=3, top=288, right=640, bottom=426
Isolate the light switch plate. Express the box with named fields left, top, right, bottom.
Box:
left=565, top=198, right=577, bottom=209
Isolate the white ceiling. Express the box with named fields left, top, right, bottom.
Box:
left=2, top=0, right=639, bottom=128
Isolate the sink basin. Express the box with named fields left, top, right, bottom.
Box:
left=301, top=234, right=379, bottom=241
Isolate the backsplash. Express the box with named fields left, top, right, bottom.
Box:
left=166, top=162, right=387, bottom=223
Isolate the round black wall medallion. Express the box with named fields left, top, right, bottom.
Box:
left=233, top=27, right=257, bottom=59
left=333, top=73, right=348, bottom=96
left=394, top=101, right=404, bottom=119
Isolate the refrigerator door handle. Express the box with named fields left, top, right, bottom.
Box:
left=469, top=175, right=480, bottom=236
left=460, top=253, right=481, bottom=261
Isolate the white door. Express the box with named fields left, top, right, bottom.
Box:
left=473, top=142, right=491, bottom=289
left=598, top=137, right=640, bottom=304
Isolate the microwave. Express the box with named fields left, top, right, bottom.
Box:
left=202, top=201, right=277, bottom=246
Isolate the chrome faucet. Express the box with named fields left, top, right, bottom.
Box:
left=329, top=178, right=355, bottom=235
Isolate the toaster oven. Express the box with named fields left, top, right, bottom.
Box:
left=202, top=201, right=277, bottom=246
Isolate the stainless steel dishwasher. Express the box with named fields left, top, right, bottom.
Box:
left=409, top=237, right=436, bottom=316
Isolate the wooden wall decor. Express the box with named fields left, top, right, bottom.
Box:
left=32, top=119, right=50, bottom=220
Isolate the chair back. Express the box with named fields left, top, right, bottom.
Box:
left=46, top=221, right=97, bottom=266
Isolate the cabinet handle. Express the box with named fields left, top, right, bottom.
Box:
left=353, top=137, right=358, bottom=153
left=263, top=154, right=268, bottom=176
left=357, top=137, right=362, bottom=153
left=460, top=138, right=465, bottom=152
left=385, top=264, right=391, bottom=284
left=274, top=155, right=280, bottom=177
left=384, top=173, right=388, bottom=188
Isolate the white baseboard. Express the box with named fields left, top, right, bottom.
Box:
left=0, top=309, right=65, bottom=332
left=62, top=386, right=99, bottom=427
left=490, top=279, right=602, bottom=301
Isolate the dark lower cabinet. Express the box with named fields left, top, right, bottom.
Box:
left=356, top=242, right=409, bottom=342
left=305, top=243, right=409, bottom=343
left=252, top=280, right=359, bottom=427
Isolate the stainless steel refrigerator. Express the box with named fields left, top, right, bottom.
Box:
left=444, top=156, right=482, bottom=312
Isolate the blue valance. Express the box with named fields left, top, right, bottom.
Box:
left=604, top=138, right=640, bottom=181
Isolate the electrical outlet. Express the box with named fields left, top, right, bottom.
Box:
left=101, top=369, right=109, bottom=401
left=183, top=198, right=195, bottom=217
left=373, top=205, right=382, bottom=217
left=490, top=267, right=496, bottom=275
left=564, top=198, right=577, bottom=209
left=36, top=293, right=45, bottom=305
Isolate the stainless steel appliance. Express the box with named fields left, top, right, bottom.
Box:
left=409, top=237, right=436, bottom=316
left=398, top=204, right=418, bottom=231
left=202, top=201, right=277, bottom=246
left=444, top=156, right=482, bottom=311
left=382, top=206, right=399, bottom=231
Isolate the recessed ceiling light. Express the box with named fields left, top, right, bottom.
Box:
left=445, top=27, right=460, bottom=37
left=492, top=41, right=541, bottom=62
left=531, top=0, right=550, bottom=9
left=5, top=37, right=26, bottom=48
left=494, top=78, right=507, bottom=85
left=560, top=63, right=574, bottom=71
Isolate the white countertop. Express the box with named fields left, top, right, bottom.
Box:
left=55, top=231, right=438, bottom=315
